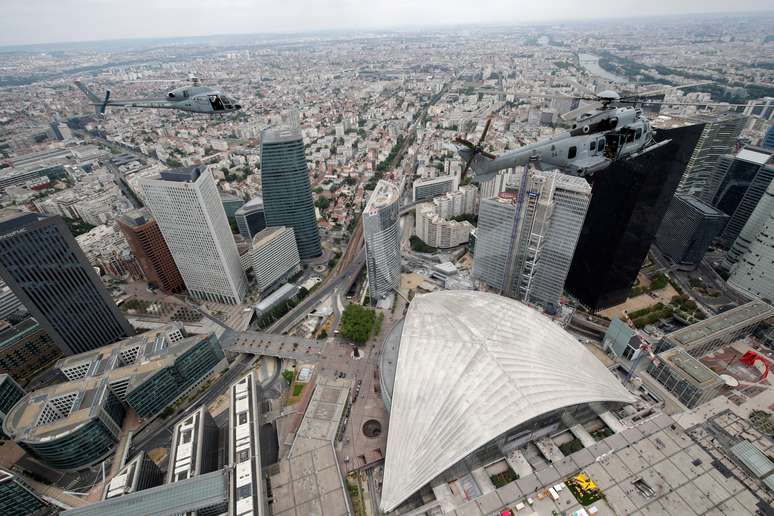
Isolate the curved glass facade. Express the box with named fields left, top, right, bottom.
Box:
left=20, top=418, right=119, bottom=471
left=260, top=128, right=322, bottom=259
left=363, top=180, right=401, bottom=302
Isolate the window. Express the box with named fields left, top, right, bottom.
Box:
left=589, top=140, right=596, bottom=152
left=568, top=146, right=577, bottom=160
left=238, top=412, right=248, bottom=425
left=635, top=128, right=643, bottom=140
left=598, top=139, right=605, bottom=150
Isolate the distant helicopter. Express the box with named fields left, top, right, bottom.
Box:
left=74, top=75, right=241, bottom=116
left=454, top=85, right=763, bottom=182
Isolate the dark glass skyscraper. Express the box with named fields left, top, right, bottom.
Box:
left=0, top=210, right=133, bottom=355
left=566, top=124, right=705, bottom=310
left=260, top=126, right=322, bottom=259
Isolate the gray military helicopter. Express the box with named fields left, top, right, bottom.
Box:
left=75, top=75, right=241, bottom=116
left=454, top=86, right=761, bottom=182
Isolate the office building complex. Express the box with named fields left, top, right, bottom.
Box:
left=379, top=291, right=635, bottom=511
left=567, top=124, right=705, bottom=309
left=0, top=467, right=52, bottom=516
left=658, top=301, right=774, bottom=356
left=117, top=208, right=185, bottom=294
left=0, top=210, right=133, bottom=355
left=728, top=207, right=774, bottom=302
left=674, top=113, right=746, bottom=201
left=711, top=146, right=774, bottom=248
left=646, top=348, right=724, bottom=409
left=235, top=195, right=266, bottom=241
left=363, top=180, right=401, bottom=302
left=744, top=97, right=774, bottom=121
left=0, top=374, right=24, bottom=439
left=260, top=125, right=322, bottom=259
left=479, top=169, right=517, bottom=199
left=473, top=170, right=590, bottom=308
left=412, top=173, right=459, bottom=202
left=102, top=452, right=162, bottom=500
left=140, top=166, right=247, bottom=304
left=726, top=181, right=774, bottom=269
left=0, top=279, right=24, bottom=321
left=0, top=318, right=61, bottom=385
left=167, top=406, right=218, bottom=484
left=415, top=204, right=473, bottom=249
left=250, top=226, right=301, bottom=294
left=655, top=194, right=728, bottom=268
left=229, top=371, right=267, bottom=516
left=2, top=324, right=226, bottom=470
left=433, top=185, right=477, bottom=219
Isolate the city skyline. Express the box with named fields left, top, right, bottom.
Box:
left=1, top=3, right=773, bottom=47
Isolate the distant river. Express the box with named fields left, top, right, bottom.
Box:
left=578, top=53, right=627, bottom=84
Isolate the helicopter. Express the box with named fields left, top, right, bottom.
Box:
left=74, top=75, right=241, bottom=116
left=454, top=85, right=765, bottom=182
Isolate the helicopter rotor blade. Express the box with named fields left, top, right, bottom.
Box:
left=478, top=118, right=492, bottom=146
left=454, top=137, right=477, bottom=149
left=480, top=150, right=497, bottom=160
left=619, top=99, right=772, bottom=108
left=560, top=101, right=603, bottom=121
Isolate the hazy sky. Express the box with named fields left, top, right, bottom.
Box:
left=2, top=0, right=772, bottom=47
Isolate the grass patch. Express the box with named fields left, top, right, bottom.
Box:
left=292, top=384, right=304, bottom=397
left=490, top=466, right=518, bottom=488
left=282, top=369, right=294, bottom=385
left=347, top=474, right=366, bottom=516
left=559, top=438, right=584, bottom=456
left=591, top=427, right=614, bottom=441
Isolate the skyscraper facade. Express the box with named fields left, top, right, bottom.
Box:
left=140, top=166, right=247, bottom=305
left=711, top=147, right=774, bottom=248
left=526, top=172, right=592, bottom=309
left=260, top=125, right=322, bottom=259
left=250, top=226, right=301, bottom=293
left=363, top=180, right=401, bottom=303
left=472, top=169, right=545, bottom=299
left=235, top=195, right=266, bottom=241
left=675, top=114, right=745, bottom=201
left=566, top=124, right=705, bottom=309
left=725, top=181, right=774, bottom=270
left=0, top=210, right=133, bottom=355
left=655, top=194, right=728, bottom=268
left=728, top=209, right=774, bottom=303
left=117, top=208, right=185, bottom=294
left=473, top=170, right=590, bottom=309
left=763, top=124, right=774, bottom=150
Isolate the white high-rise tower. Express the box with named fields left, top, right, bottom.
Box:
left=140, top=166, right=247, bottom=304
left=363, top=180, right=401, bottom=303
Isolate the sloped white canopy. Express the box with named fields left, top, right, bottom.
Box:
left=381, top=291, right=636, bottom=511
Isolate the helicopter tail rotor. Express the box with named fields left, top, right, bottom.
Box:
left=454, top=117, right=497, bottom=180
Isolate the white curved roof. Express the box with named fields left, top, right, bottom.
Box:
left=380, top=291, right=636, bottom=511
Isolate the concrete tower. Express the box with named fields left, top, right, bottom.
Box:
left=140, top=166, right=247, bottom=305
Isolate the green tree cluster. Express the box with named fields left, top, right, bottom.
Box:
left=339, top=304, right=378, bottom=345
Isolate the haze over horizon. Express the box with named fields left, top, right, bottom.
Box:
left=2, top=0, right=773, bottom=47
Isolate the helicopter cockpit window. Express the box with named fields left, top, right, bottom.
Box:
left=598, top=138, right=605, bottom=151
left=568, top=146, right=577, bottom=160
left=209, top=95, right=225, bottom=111
left=589, top=141, right=596, bottom=152
left=635, top=128, right=643, bottom=140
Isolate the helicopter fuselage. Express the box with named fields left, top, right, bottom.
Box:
left=460, top=106, right=654, bottom=182
left=107, top=87, right=241, bottom=114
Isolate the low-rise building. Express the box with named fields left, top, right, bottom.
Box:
left=646, top=347, right=724, bottom=408
left=0, top=318, right=62, bottom=385
left=102, top=452, right=163, bottom=500
left=415, top=203, right=473, bottom=249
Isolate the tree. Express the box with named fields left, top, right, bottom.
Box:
left=339, top=304, right=378, bottom=345
left=315, top=197, right=331, bottom=210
